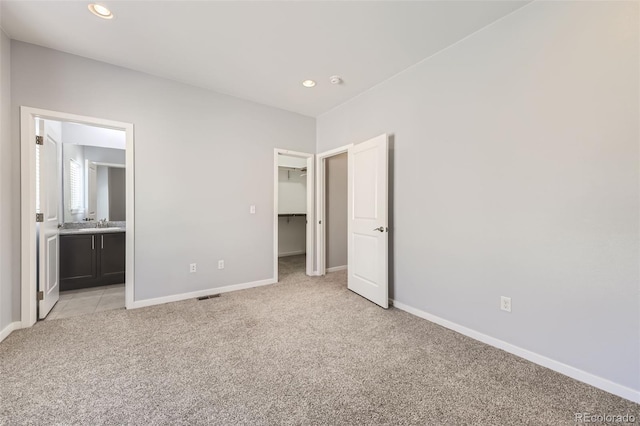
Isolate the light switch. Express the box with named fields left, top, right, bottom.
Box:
left=250, top=205, right=256, bottom=214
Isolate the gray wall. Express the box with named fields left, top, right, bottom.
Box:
left=317, top=1, right=639, bottom=392
left=325, top=153, right=347, bottom=269
left=108, top=167, right=126, bottom=221
left=0, top=29, right=16, bottom=330
left=10, top=41, right=315, bottom=304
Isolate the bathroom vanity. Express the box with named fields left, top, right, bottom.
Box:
left=59, top=227, right=125, bottom=291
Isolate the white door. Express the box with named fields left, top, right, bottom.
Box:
left=86, top=161, right=97, bottom=220
left=305, top=156, right=314, bottom=276
left=37, top=120, right=61, bottom=318
left=347, top=134, right=389, bottom=308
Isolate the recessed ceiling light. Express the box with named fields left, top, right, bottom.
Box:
left=329, top=75, right=343, bottom=85
left=88, top=3, right=114, bottom=19
left=302, top=80, right=316, bottom=88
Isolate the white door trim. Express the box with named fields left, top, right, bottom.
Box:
left=20, top=106, right=135, bottom=328
left=273, top=148, right=315, bottom=281
left=315, top=144, right=353, bottom=276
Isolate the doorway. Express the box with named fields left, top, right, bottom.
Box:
left=41, top=118, right=127, bottom=320
left=273, top=149, right=314, bottom=281
left=315, top=144, right=352, bottom=276
left=20, top=107, right=135, bottom=328
left=323, top=153, right=348, bottom=274
left=317, top=135, right=389, bottom=308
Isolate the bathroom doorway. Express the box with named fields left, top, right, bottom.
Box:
left=40, top=118, right=127, bottom=320
left=20, top=107, right=135, bottom=328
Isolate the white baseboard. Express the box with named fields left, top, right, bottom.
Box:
left=390, top=299, right=640, bottom=404
left=326, top=265, right=347, bottom=273
left=130, top=278, right=276, bottom=309
left=278, top=250, right=306, bottom=258
left=0, top=321, right=21, bottom=344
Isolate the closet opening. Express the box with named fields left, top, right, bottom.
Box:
left=273, top=149, right=314, bottom=282
left=322, top=152, right=348, bottom=274
left=315, top=144, right=352, bottom=276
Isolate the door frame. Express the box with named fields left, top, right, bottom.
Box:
left=315, top=144, right=353, bottom=276
left=273, top=148, right=315, bottom=281
left=20, top=106, right=135, bottom=327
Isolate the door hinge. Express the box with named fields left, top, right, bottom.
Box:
left=35, top=136, right=43, bottom=145
left=37, top=291, right=44, bottom=301
left=36, top=213, right=44, bottom=222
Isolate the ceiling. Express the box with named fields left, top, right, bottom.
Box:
left=1, top=1, right=528, bottom=117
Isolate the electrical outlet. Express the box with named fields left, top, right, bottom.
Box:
left=250, top=205, right=256, bottom=214
left=218, top=260, right=225, bottom=269
left=189, top=263, right=197, bottom=273
left=500, top=296, right=511, bottom=312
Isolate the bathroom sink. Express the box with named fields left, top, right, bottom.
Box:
left=69, top=227, right=124, bottom=233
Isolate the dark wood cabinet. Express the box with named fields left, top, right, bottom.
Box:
left=60, top=232, right=125, bottom=291
left=59, top=234, right=98, bottom=288
left=99, top=233, right=126, bottom=282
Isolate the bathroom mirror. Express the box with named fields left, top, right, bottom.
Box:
left=62, top=144, right=126, bottom=223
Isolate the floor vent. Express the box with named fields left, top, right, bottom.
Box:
left=197, top=294, right=221, bottom=301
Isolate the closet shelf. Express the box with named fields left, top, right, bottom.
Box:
left=278, top=213, right=307, bottom=217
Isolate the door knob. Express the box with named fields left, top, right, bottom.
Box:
left=373, top=227, right=385, bottom=232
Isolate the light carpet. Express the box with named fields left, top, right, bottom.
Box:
left=1, top=255, right=637, bottom=425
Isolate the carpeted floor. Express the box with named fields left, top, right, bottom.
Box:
left=1, top=255, right=637, bottom=425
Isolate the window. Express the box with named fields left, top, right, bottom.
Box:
left=69, top=159, right=82, bottom=212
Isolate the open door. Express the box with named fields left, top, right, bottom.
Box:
left=347, top=134, right=389, bottom=308
left=37, top=120, right=61, bottom=318
left=305, top=156, right=314, bottom=276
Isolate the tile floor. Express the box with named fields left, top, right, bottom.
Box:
left=45, top=284, right=125, bottom=321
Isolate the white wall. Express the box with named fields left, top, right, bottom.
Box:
left=278, top=168, right=306, bottom=214
left=325, top=153, right=347, bottom=269
left=317, top=1, right=639, bottom=394
left=278, top=216, right=306, bottom=257
left=0, top=29, right=15, bottom=332
left=10, top=41, right=315, bottom=305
